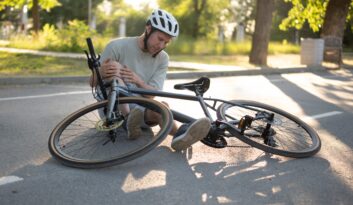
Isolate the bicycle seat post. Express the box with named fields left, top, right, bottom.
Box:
left=196, top=92, right=213, bottom=122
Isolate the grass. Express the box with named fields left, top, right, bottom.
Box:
left=0, top=51, right=205, bottom=77
left=0, top=52, right=90, bottom=77
left=0, top=51, right=257, bottom=77
left=170, top=55, right=254, bottom=67
left=166, top=39, right=300, bottom=55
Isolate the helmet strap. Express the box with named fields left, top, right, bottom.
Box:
left=143, top=27, right=161, bottom=58
left=143, top=30, right=149, bottom=50
left=152, top=49, right=163, bottom=58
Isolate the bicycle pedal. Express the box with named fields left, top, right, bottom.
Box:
left=264, top=137, right=277, bottom=147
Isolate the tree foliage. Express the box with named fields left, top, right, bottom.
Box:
left=41, top=0, right=103, bottom=25
left=280, top=0, right=353, bottom=32
left=0, top=0, right=61, bottom=11
left=158, top=0, right=230, bottom=38
left=94, top=0, right=149, bottom=36
left=0, top=0, right=61, bottom=33
left=228, top=0, right=256, bottom=34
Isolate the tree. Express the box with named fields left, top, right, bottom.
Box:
left=249, top=0, right=275, bottom=65
left=32, top=0, right=40, bottom=33
left=0, top=0, right=60, bottom=33
left=321, top=0, right=352, bottom=63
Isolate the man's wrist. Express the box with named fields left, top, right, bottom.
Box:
left=136, top=79, right=145, bottom=88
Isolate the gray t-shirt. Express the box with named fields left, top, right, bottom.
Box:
left=99, top=37, right=169, bottom=90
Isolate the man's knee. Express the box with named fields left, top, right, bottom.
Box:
left=144, top=109, right=161, bottom=126
left=161, top=101, right=170, bottom=108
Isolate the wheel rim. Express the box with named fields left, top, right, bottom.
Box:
left=49, top=98, right=172, bottom=167
left=219, top=101, right=320, bottom=156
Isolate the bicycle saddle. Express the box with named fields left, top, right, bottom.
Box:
left=174, top=77, right=210, bottom=95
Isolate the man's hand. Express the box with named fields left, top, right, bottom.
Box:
left=100, top=58, right=123, bottom=80
left=120, top=66, right=144, bottom=87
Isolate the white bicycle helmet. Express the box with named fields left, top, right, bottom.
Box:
left=148, top=9, right=179, bottom=37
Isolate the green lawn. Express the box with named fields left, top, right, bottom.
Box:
left=0, top=52, right=90, bottom=77
left=0, top=51, right=254, bottom=77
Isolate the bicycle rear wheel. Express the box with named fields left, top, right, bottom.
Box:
left=217, top=100, right=321, bottom=158
left=48, top=97, right=173, bottom=168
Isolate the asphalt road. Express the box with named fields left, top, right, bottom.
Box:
left=0, top=71, right=352, bottom=205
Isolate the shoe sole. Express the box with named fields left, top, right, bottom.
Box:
left=172, top=118, right=211, bottom=151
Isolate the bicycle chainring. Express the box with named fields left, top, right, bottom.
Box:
left=201, top=135, right=227, bottom=148
left=95, top=119, right=124, bottom=131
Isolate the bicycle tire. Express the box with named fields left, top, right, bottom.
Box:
left=48, top=97, right=173, bottom=168
left=217, top=100, right=321, bottom=158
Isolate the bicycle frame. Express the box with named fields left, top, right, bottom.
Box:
left=117, top=85, right=232, bottom=122
left=85, top=37, right=273, bottom=136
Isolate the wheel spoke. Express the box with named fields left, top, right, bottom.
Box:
left=217, top=100, right=320, bottom=157
left=49, top=97, right=172, bottom=168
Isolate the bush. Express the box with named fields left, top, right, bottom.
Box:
left=57, top=20, right=96, bottom=52
left=8, top=20, right=101, bottom=53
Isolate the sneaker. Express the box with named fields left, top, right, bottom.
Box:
left=171, top=118, right=211, bottom=151
left=126, top=108, right=144, bottom=140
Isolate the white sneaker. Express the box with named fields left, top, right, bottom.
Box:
left=171, top=118, right=211, bottom=151
left=126, top=108, right=144, bottom=140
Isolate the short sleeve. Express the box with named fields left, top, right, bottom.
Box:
left=99, top=40, right=121, bottom=64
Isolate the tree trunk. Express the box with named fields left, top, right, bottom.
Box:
left=191, top=0, right=206, bottom=38
left=32, top=0, right=40, bottom=34
left=249, top=0, right=275, bottom=66
left=321, top=0, right=351, bottom=64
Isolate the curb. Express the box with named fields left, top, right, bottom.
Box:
left=0, top=66, right=327, bottom=85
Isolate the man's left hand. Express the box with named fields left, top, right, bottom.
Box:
left=120, top=66, right=144, bottom=87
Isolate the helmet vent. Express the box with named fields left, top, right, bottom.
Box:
left=160, top=17, right=165, bottom=28
left=168, top=22, right=172, bottom=32
left=152, top=17, right=158, bottom=25
left=174, top=24, right=178, bottom=34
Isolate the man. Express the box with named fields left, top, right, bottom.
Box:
left=90, top=9, right=211, bottom=151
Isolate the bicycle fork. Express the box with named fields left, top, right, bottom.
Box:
left=104, top=79, right=125, bottom=143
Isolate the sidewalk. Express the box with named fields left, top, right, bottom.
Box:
left=0, top=47, right=327, bottom=85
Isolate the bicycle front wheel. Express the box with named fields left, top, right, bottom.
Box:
left=217, top=100, right=321, bottom=158
left=49, top=97, right=173, bottom=168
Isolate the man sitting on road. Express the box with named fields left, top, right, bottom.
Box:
left=89, top=9, right=211, bottom=151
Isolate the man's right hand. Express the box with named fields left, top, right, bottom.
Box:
left=100, top=58, right=124, bottom=80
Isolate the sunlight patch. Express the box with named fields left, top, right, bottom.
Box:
left=121, top=170, right=166, bottom=193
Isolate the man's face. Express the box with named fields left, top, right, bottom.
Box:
left=146, top=27, right=173, bottom=55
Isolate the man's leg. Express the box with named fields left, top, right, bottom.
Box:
left=126, top=107, right=145, bottom=140
left=171, top=118, right=211, bottom=151
left=144, top=102, right=211, bottom=151
left=144, top=101, right=178, bottom=135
